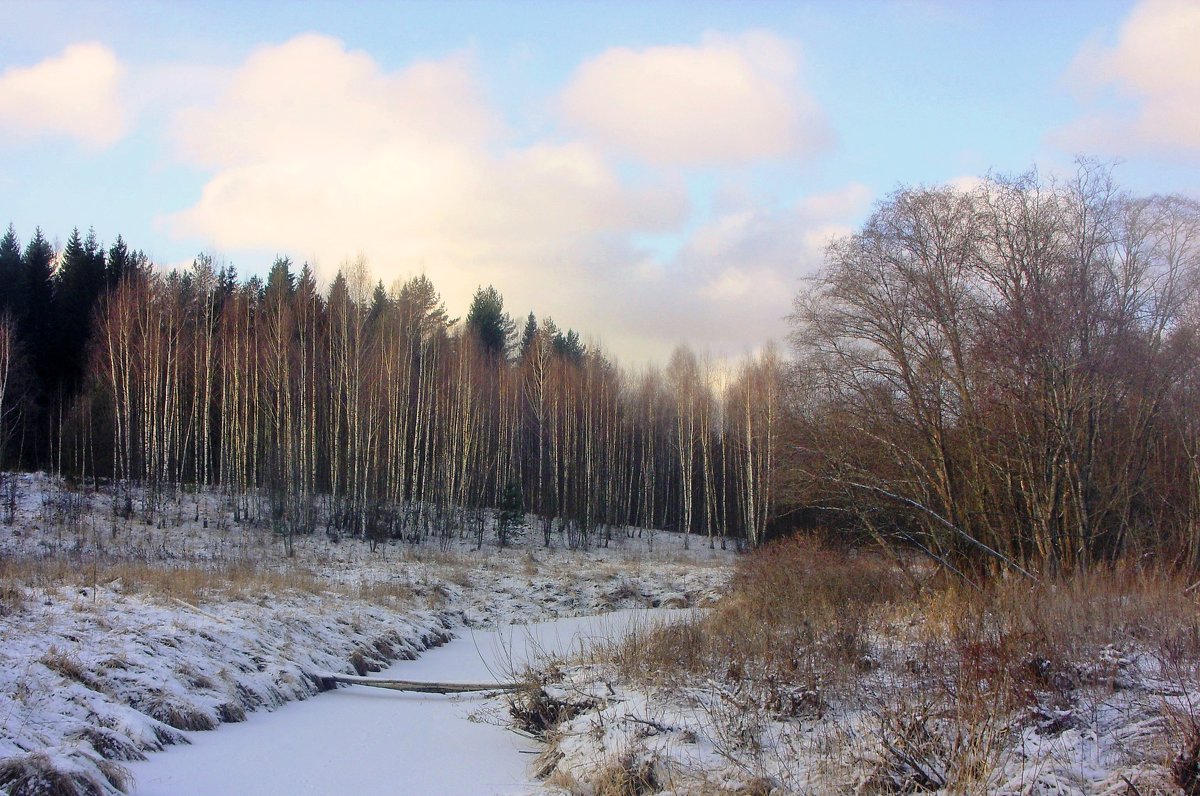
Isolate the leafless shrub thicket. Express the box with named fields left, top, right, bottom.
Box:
left=568, top=537, right=1200, bottom=792
left=788, top=161, right=1200, bottom=575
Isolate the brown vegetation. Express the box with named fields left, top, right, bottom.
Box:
left=0, top=752, right=129, bottom=796
left=548, top=536, right=1200, bottom=793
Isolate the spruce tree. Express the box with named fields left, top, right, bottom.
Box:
left=0, top=225, right=22, bottom=318
left=54, top=228, right=107, bottom=392
left=553, top=328, right=586, bottom=363
left=105, top=235, right=146, bottom=288
left=519, top=312, right=537, bottom=359
left=367, top=280, right=388, bottom=326
left=466, top=285, right=515, bottom=358
left=266, top=256, right=295, bottom=298
left=496, top=479, right=524, bottom=547
left=20, top=228, right=55, bottom=393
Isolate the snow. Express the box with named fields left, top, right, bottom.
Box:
left=530, top=626, right=1200, bottom=794
left=0, top=473, right=735, bottom=795
left=4, top=472, right=1198, bottom=793
left=130, top=611, right=678, bottom=796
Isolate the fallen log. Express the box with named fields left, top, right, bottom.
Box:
left=319, top=673, right=522, bottom=694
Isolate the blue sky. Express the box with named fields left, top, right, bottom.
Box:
left=2, top=0, right=1198, bottom=363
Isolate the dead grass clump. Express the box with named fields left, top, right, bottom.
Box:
left=40, top=647, right=88, bottom=683
left=69, top=729, right=142, bottom=768
left=175, top=663, right=215, bottom=691
left=71, top=727, right=145, bottom=762
left=732, top=536, right=906, bottom=621
left=0, top=554, right=331, bottom=605
left=356, top=580, right=414, bottom=607
left=348, top=648, right=386, bottom=675
left=1175, top=721, right=1200, bottom=795
left=140, top=693, right=217, bottom=732
left=921, top=563, right=1200, bottom=712
left=591, top=754, right=659, bottom=796
left=102, top=561, right=326, bottom=604
left=859, top=695, right=1008, bottom=795
left=216, top=702, right=246, bottom=723
left=601, top=618, right=711, bottom=683
left=508, top=686, right=596, bottom=739
left=651, top=593, right=689, bottom=609
left=606, top=580, right=643, bottom=603
left=0, top=583, right=23, bottom=615
left=932, top=564, right=1200, bottom=658
left=0, top=751, right=130, bottom=796
left=860, top=708, right=948, bottom=794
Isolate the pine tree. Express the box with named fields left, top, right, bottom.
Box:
left=266, top=255, right=295, bottom=298
left=496, top=478, right=524, bottom=547
left=0, top=225, right=22, bottom=318
left=20, top=228, right=55, bottom=393
left=398, top=275, right=451, bottom=340
left=466, top=285, right=515, bottom=358
left=519, top=312, right=537, bottom=359
left=54, top=227, right=107, bottom=392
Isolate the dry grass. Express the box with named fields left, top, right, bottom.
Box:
left=0, top=553, right=420, bottom=610
left=540, top=752, right=659, bottom=796
left=0, top=751, right=130, bottom=796
left=590, top=754, right=659, bottom=796
left=575, top=535, right=1200, bottom=793
left=927, top=563, right=1200, bottom=653
left=597, top=536, right=909, bottom=693
left=40, top=647, right=106, bottom=693
left=0, top=582, right=23, bottom=615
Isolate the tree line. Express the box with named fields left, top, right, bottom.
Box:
left=0, top=228, right=782, bottom=551
left=788, top=162, right=1200, bottom=575
left=4, top=161, right=1195, bottom=573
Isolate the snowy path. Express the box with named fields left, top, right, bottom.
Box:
left=129, top=610, right=673, bottom=796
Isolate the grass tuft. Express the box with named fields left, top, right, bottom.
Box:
left=0, top=751, right=129, bottom=796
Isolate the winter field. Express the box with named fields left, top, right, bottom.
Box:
left=0, top=473, right=732, bottom=795
left=2, top=473, right=1199, bottom=795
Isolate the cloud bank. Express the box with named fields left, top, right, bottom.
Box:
left=155, top=32, right=849, bottom=363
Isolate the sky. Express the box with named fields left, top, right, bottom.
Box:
left=2, top=0, right=1199, bottom=365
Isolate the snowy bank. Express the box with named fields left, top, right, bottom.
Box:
left=0, top=473, right=736, bottom=795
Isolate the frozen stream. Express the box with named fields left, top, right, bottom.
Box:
left=130, top=609, right=675, bottom=795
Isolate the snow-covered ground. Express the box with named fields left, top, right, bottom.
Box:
left=0, top=473, right=736, bottom=795
left=12, top=473, right=1191, bottom=795
left=524, top=602, right=1200, bottom=794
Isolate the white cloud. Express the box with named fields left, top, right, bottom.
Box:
left=166, top=33, right=862, bottom=365
left=0, top=42, right=128, bottom=148
left=559, top=31, right=830, bottom=167
left=167, top=34, right=687, bottom=346
left=1059, top=0, right=1200, bottom=155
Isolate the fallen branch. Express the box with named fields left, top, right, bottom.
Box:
left=319, top=673, right=522, bottom=694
